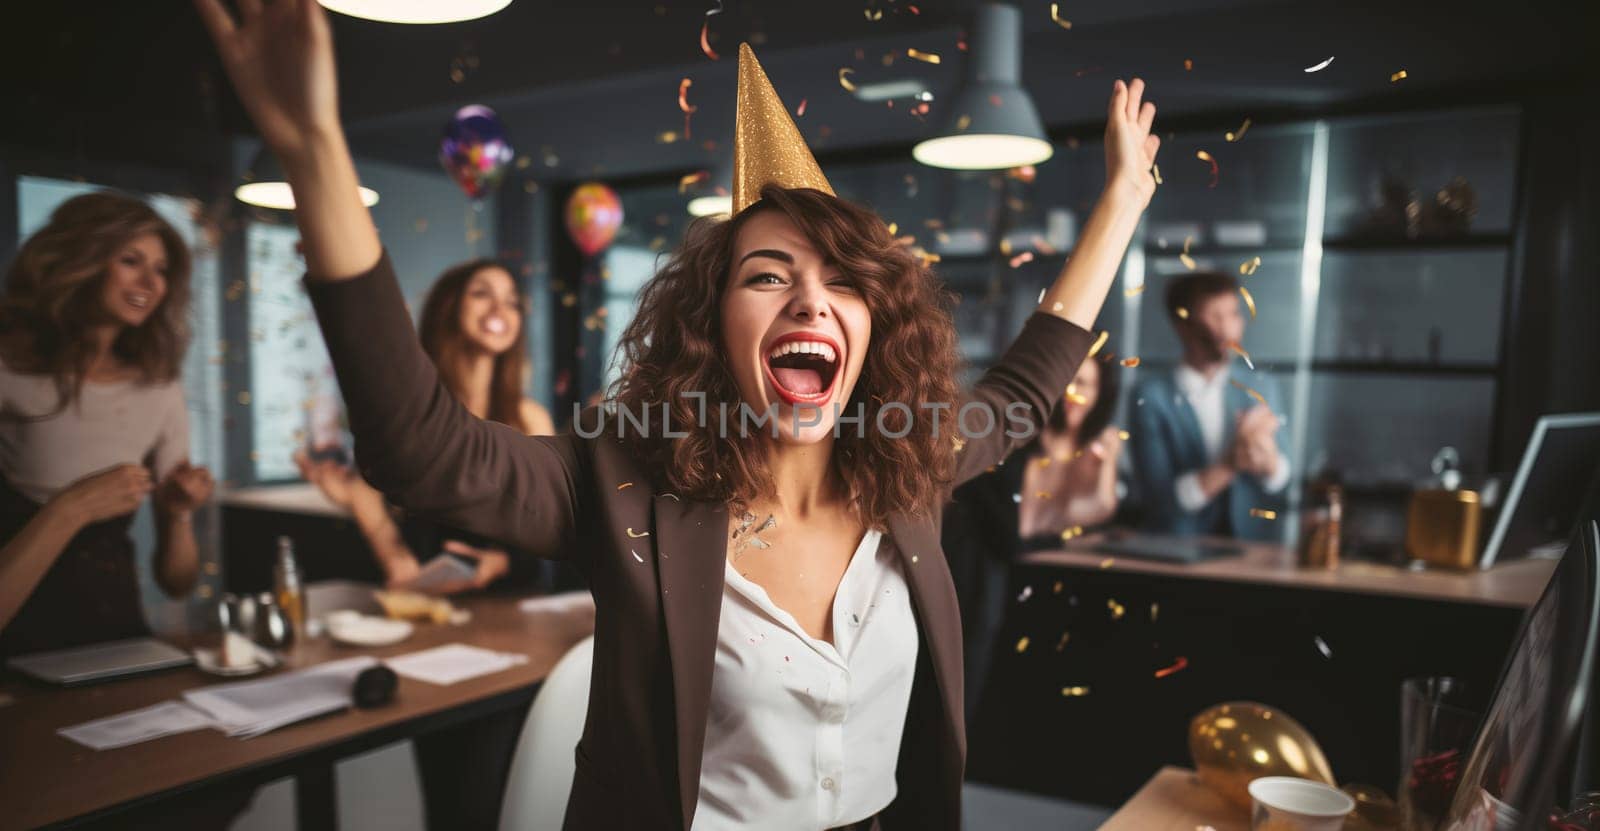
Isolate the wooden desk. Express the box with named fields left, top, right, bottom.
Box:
left=1100, top=766, right=1247, bottom=831
left=1028, top=534, right=1557, bottom=609
left=0, top=592, right=595, bottom=830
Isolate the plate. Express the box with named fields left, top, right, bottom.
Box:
left=327, top=615, right=414, bottom=647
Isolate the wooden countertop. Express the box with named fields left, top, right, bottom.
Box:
left=0, top=592, right=595, bottom=830
left=218, top=483, right=350, bottom=518
left=1099, top=766, right=1248, bottom=831
left=1025, top=533, right=1556, bottom=608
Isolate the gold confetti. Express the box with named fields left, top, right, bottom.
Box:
left=1239, top=255, right=1261, bottom=276
left=956, top=114, right=972, bottom=131
left=1059, top=526, right=1084, bottom=542
left=656, top=131, right=680, bottom=144
left=838, top=68, right=857, bottom=92
left=864, top=7, right=882, bottom=20
left=617, top=482, right=635, bottom=490
left=1250, top=508, right=1278, bottom=520
left=1065, top=383, right=1088, bottom=405
left=678, top=170, right=709, bottom=193
left=1121, top=356, right=1141, bottom=368
left=1015, top=636, right=1031, bottom=653
left=237, top=391, right=252, bottom=405
left=1107, top=598, right=1126, bottom=620
left=1035, top=491, right=1052, bottom=500
left=1055, top=632, right=1070, bottom=651
left=1176, top=307, right=1190, bottom=319
left=1009, top=251, right=1034, bottom=268
left=1087, top=329, right=1109, bottom=357
left=1225, top=117, right=1252, bottom=142
left=1124, top=284, right=1146, bottom=297
left=906, top=48, right=941, bottom=64
left=1155, top=656, right=1190, bottom=678
left=1229, top=341, right=1255, bottom=370
left=1053, top=581, right=1064, bottom=594
left=1150, top=602, right=1159, bottom=622
left=1049, top=3, right=1072, bottom=29
left=1239, top=286, right=1257, bottom=319
left=1118, top=430, right=1131, bottom=440
left=1152, top=162, right=1163, bottom=184
left=1229, top=379, right=1269, bottom=407
left=1390, top=69, right=1407, bottom=83
left=1100, top=557, right=1116, bottom=569
left=1196, top=149, right=1220, bottom=188
left=1060, top=686, right=1091, bottom=697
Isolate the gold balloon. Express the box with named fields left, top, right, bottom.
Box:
left=1341, top=783, right=1401, bottom=831
left=1187, top=702, right=1336, bottom=810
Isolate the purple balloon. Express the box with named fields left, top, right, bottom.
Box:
left=439, top=105, right=514, bottom=200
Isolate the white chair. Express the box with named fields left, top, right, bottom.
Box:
left=498, top=635, right=594, bottom=831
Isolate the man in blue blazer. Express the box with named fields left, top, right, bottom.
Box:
left=1131, top=271, right=1289, bottom=540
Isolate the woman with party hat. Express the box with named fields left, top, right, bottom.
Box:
left=195, top=2, right=1159, bottom=828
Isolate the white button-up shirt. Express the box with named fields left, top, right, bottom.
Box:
left=693, top=529, right=919, bottom=830
left=1173, top=362, right=1290, bottom=512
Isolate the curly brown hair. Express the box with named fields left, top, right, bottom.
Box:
left=0, top=191, right=191, bottom=411
left=417, top=259, right=531, bottom=434
left=607, top=185, right=964, bottom=525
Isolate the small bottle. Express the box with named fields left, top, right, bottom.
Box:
left=1298, top=478, right=1343, bottom=570
left=274, top=536, right=306, bottom=644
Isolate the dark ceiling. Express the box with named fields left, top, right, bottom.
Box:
left=0, top=0, right=1587, bottom=183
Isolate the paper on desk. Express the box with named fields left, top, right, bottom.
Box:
left=58, top=701, right=215, bottom=750
left=385, top=643, right=527, bottom=686
left=183, top=656, right=377, bottom=739
left=517, top=590, right=594, bottom=615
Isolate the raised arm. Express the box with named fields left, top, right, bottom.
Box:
left=195, top=0, right=586, bottom=559
left=953, top=80, right=1160, bottom=485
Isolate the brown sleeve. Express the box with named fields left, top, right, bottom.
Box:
left=951, top=312, right=1093, bottom=487
left=304, top=253, right=586, bottom=561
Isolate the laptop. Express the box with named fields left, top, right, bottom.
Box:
left=1440, top=477, right=1600, bottom=829
left=1479, top=412, right=1600, bottom=568
left=6, top=637, right=193, bottom=686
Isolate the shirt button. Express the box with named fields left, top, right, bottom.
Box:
left=821, top=777, right=836, bottom=792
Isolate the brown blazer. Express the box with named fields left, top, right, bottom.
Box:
left=306, top=254, right=1092, bottom=830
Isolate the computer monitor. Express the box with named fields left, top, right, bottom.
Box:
left=1442, top=482, right=1599, bottom=829
left=1479, top=412, right=1600, bottom=568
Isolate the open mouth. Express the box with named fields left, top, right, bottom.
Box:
left=125, top=292, right=152, bottom=311
left=481, top=315, right=509, bottom=336
left=763, top=334, right=841, bottom=406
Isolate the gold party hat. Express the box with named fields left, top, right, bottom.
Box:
left=733, top=43, right=834, bottom=213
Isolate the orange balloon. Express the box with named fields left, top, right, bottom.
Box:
left=564, top=183, right=623, bottom=257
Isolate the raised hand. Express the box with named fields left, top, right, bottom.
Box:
left=1104, top=78, right=1162, bottom=209
left=194, top=0, right=340, bottom=157
left=157, top=462, right=215, bottom=514
left=58, top=464, right=153, bottom=523
left=294, top=450, right=358, bottom=508
left=443, top=540, right=512, bottom=590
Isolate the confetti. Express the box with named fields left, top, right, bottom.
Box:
left=838, top=68, right=857, bottom=92
left=1065, top=383, right=1088, bottom=405
left=1180, top=235, right=1198, bottom=271
left=1304, top=56, right=1335, bottom=73
left=1225, top=117, right=1251, bottom=142
left=1015, top=636, right=1030, bottom=653
left=678, top=77, right=697, bottom=139
left=1055, top=632, right=1070, bottom=651
left=617, top=482, right=635, bottom=490
left=1239, top=255, right=1261, bottom=276
left=1229, top=342, right=1255, bottom=370
left=864, top=7, right=882, bottom=20
left=1107, top=598, right=1126, bottom=620
left=1196, top=150, right=1220, bottom=188
left=699, top=0, right=723, bottom=60
left=1152, top=162, right=1163, bottom=185
left=631, top=549, right=644, bottom=563
left=1230, top=379, right=1268, bottom=407
left=1049, top=3, right=1072, bottom=29
left=1176, top=307, right=1189, bottom=319
left=1060, top=526, right=1084, bottom=541
left=1150, top=602, right=1159, bottom=622
left=1008, top=251, right=1034, bottom=268
left=1087, top=330, right=1110, bottom=357
left=906, top=48, right=941, bottom=65
left=1118, top=430, right=1131, bottom=440
left=1250, top=508, right=1278, bottom=520
left=796, top=98, right=807, bottom=117
left=678, top=170, right=710, bottom=194
left=1116, top=356, right=1140, bottom=369
left=1239, top=286, right=1257, bottom=319
left=1053, top=581, right=1064, bottom=594
left=1183, top=58, right=1194, bottom=71
left=626, top=527, right=651, bottom=538
left=1060, top=686, right=1091, bottom=697
left=1314, top=636, right=1333, bottom=659
left=1100, top=557, right=1116, bottom=569
left=1017, top=585, right=1033, bottom=602
left=1124, top=284, right=1146, bottom=297
left=1155, top=656, right=1189, bottom=678
left=1390, top=69, right=1407, bottom=83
